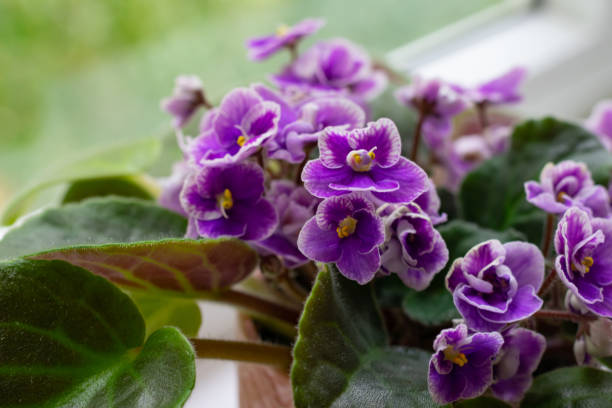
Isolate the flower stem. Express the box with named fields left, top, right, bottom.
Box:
left=476, top=101, right=489, bottom=130
left=534, top=309, right=596, bottom=323
left=210, top=289, right=300, bottom=324
left=540, top=213, right=555, bottom=257
left=538, top=267, right=557, bottom=297
left=191, top=338, right=292, bottom=371
left=410, top=111, right=425, bottom=163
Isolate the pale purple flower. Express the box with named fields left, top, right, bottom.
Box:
left=396, top=77, right=467, bottom=149
left=302, top=118, right=428, bottom=203
left=456, top=67, right=527, bottom=105
left=379, top=203, right=449, bottom=290
left=525, top=160, right=611, bottom=217
left=272, top=38, right=387, bottom=101
left=297, top=193, right=384, bottom=284
left=180, top=162, right=277, bottom=241
left=187, top=88, right=281, bottom=165
left=246, top=18, right=325, bottom=61
left=446, top=240, right=545, bottom=331
left=161, top=75, right=207, bottom=128
left=428, top=324, right=504, bottom=405
left=585, top=317, right=612, bottom=358
left=159, top=160, right=191, bottom=216
left=585, top=100, right=612, bottom=152
left=491, top=327, right=546, bottom=403
left=414, top=179, right=447, bottom=225
left=444, top=135, right=492, bottom=192
left=554, top=207, right=612, bottom=317
left=255, top=181, right=319, bottom=268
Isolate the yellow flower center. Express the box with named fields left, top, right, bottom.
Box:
left=237, top=135, right=247, bottom=147
left=336, top=216, right=357, bottom=239
left=276, top=24, right=290, bottom=37
left=217, top=189, right=233, bottom=218
left=348, top=149, right=376, bottom=172
left=443, top=346, right=468, bottom=367
left=556, top=191, right=568, bottom=202
left=582, top=256, right=594, bottom=273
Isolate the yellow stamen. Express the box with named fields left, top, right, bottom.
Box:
left=276, top=24, right=290, bottom=37
left=556, top=191, right=567, bottom=203
left=336, top=216, right=357, bottom=239
left=368, top=151, right=376, bottom=160
left=237, top=135, right=246, bottom=147
left=582, top=256, right=594, bottom=273
left=443, top=346, right=468, bottom=367
left=353, top=153, right=362, bottom=164
left=218, top=188, right=233, bottom=213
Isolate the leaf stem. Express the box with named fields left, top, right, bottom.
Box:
left=191, top=338, right=292, bottom=371
left=540, top=213, right=555, bottom=257
left=209, top=289, right=300, bottom=324
left=533, top=309, right=596, bottom=324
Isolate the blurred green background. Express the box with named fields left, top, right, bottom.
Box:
left=0, top=0, right=501, bottom=207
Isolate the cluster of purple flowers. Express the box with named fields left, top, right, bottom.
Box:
left=396, top=68, right=526, bottom=191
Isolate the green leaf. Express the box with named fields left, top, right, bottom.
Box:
left=521, top=366, right=612, bottom=407
left=291, top=264, right=438, bottom=407
left=1, top=138, right=161, bottom=225
left=0, top=258, right=195, bottom=407
left=459, top=118, right=612, bottom=242
left=62, top=175, right=158, bottom=204
left=0, top=197, right=258, bottom=293
left=402, top=285, right=458, bottom=326
left=130, top=291, right=202, bottom=338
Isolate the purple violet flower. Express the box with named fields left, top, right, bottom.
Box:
left=525, top=160, right=611, bottom=217
left=428, top=324, right=504, bottom=405
left=180, top=162, right=277, bottom=241
left=554, top=207, right=612, bottom=317
left=302, top=118, right=428, bottom=203
left=255, top=181, right=319, bottom=268
left=272, top=38, right=387, bottom=101
left=379, top=203, right=449, bottom=290
left=443, top=135, right=492, bottom=192
left=297, top=193, right=384, bottom=284
left=396, top=77, right=467, bottom=150
left=584, top=317, right=612, bottom=358
left=246, top=18, right=325, bottom=61
left=446, top=239, right=545, bottom=331
left=414, top=179, right=447, bottom=225
left=456, top=67, right=527, bottom=105
left=490, top=327, right=546, bottom=403
left=159, top=160, right=191, bottom=216
left=585, top=99, right=612, bottom=152
left=161, top=75, right=207, bottom=128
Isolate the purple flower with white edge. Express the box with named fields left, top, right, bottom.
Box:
left=272, top=38, right=387, bottom=101
left=586, top=99, right=612, bottom=152
left=297, top=193, right=384, bottom=284
left=446, top=239, right=545, bottom=331
left=161, top=75, right=208, bottom=128
left=246, top=18, right=325, bottom=61
left=525, top=160, right=611, bottom=217
left=255, top=181, right=319, bottom=268
left=396, top=77, right=467, bottom=149
left=490, top=327, right=546, bottom=403
left=428, top=324, right=503, bottom=405
left=554, top=207, right=612, bottom=317
left=457, top=67, right=527, bottom=105
left=194, top=87, right=281, bottom=165
left=180, top=162, right=277, bottom=241
left=379, top=203, right=449, bottom=290
left=302, top=118, right=428, bottom=203
left=414, top=179, right=447, bottom=225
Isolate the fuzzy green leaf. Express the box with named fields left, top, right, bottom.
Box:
left=129, top=291, right=202, bottom=338
left=62, top=175, right=158, bottom=204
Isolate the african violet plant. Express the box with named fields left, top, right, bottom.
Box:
left=4, top=17, right=612, bottom=408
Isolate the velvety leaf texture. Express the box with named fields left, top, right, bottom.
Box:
left=521, top=367, right=612, bottom=407
left=62, top=175, right=157, bottom=204
left=291, top=264, right=437, bottom=408
left=2, top=138, right=161, bottom=225
left=0, top=197, right=258, bottom=293
left=129, top=291, right=202, bottom=338
left=0, top=259, right=195, bottom=407
left=459, top=118, right=612, bottom=243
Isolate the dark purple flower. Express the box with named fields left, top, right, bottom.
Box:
left=490, top=327, right=546, bottom=402
left=525, top=160, right=611, bottom=217
left=428, top=324, right=504, bottom=404
left=414, top=179, right=447, bottom=225
left=396, top=77, right=467, bottom=149
left=302, top=118, right=428, bottom=203
left=457, top=67, right=527, bottom=105
left=272, top=39, right=387, bottom=101
left=246, top=18, right=325, bottom=61
left=446, top=240, right=544, bottom=331
left=161, top=75, right=207, bottom=128
left=554, top=207, right=612, bottom=317
left=180, top=162, right=277, bottom=241
left=379, top=203, right=449, bottom=290
left=586, top=100, right=612, bottom=152
left=159, top=160, right=191, bottom=216
left=297, top=193, right=384, bottom=284
left=255, top=181, right=319, bottom=267
left=188, top=87, right=281, bottom=165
